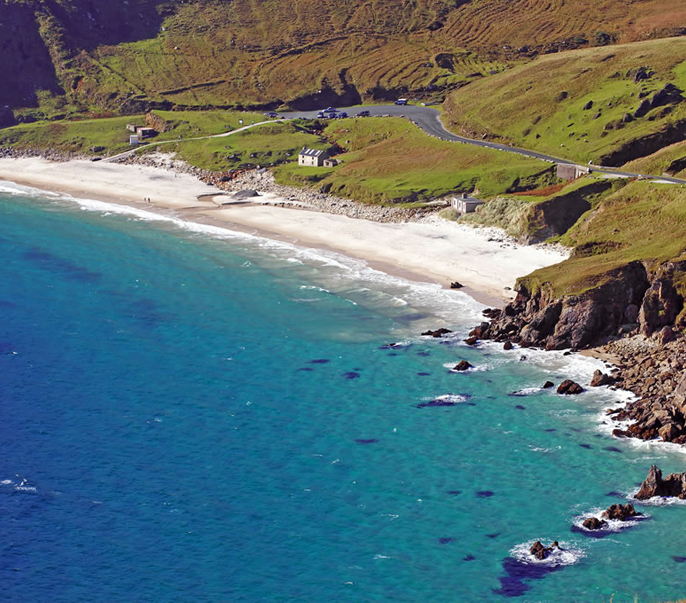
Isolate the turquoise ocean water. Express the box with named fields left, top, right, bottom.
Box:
left=1, top=181, right=686, bottom=602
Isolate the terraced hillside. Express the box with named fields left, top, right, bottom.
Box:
left=444, top=37, right=686, bottom=166
left=2, top=0, right=683, bottom=117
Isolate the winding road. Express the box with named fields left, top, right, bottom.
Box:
left=281, top=105, right=686, bottom=185
left=106, top=104, right=686, bottom=185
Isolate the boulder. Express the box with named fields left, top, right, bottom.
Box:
left=601, top=503, right=641, bottom=521
left=582, top=100, right=594, bottom=110
left=233, top=189, right=261, bottom=200
left=658, top=422, right=680, bottom=442
left=421, top=328, right=453, bottom=338
left=464, top=336, right=478, bottom=346
left=503, top=341, right=513, bottom=350
left=543, top=381, right=555, bottom=389
left=633, top=99, right=652, bottom=118
left=450, top=281, right=464, bottom=289
left=660, top=325, right=676, bottom=345
left=582, top=517, right=608, bottom=530
left=590, top=370, right=614, bottom=387
left=557, top=379, right=583, bottom=395
left=636, top=465, right=686, bottom=500
left=454, top=360, right=473, bottom=371
left=529, top=540, right=561, bottom=560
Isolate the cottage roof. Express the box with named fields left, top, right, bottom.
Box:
left=299, top=147, right=327, bottom=158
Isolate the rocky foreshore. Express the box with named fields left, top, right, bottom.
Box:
left=470, top=260, right=686, bottom=449
left=120, top=152, right=433, bottom=224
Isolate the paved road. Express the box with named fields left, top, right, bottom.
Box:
left=281, top=105, right=686, bottom=185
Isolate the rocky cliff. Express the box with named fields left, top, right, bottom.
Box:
left=475, top=258, right=686, bottom=446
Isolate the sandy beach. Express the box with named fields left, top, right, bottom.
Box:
left=0, top=156, right=568, bottom=306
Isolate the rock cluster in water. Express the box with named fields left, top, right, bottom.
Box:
left=636, top=465, right=686, bottom=500
left=529, top=541, right=562, bottom=560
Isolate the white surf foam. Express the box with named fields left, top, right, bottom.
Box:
left=1, top=181, right=486, bottom=329
left=572, top=508, right=648, bottom=533
left=510, top=540, right=585, bottom=567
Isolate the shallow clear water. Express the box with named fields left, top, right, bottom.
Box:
left=1, top=183, right=686, bottom=602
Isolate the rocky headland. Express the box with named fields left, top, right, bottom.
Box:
left=472, top=259, right=686, bottom=448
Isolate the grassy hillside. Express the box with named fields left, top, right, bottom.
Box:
left=0, top=110, right=266, bottom=156
left=2, top=0, right=684, bottom=118
left=444, top=37, right=686, bottom=166
left=520, top=180, right=686, bottom=297
left=274, top=117, right=552, bottom=203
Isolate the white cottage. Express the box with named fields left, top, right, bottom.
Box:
left=451, top=192, right=484, bottom=214
left=298, top=147, right=329, bottom=167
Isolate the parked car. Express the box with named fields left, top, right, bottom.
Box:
left=324, top=106, right=337, bottom=112
left=337, top=111, right=348, bottom=118
left=316, top=112, right=325, bottom=118
left=356, top=110, right=371, bottom=117
left=394, top=98, right=408, bottom=105
left=263, top=111, right=279, bottom=118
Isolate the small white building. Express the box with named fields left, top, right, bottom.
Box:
left=298, top=147, right=329, bottom=167
left=451, top=192, right=484, bottom=214
left=129, top=134, right=140, bottom=145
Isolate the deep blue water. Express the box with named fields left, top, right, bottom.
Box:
left=2, top=183, right=686, bottom=602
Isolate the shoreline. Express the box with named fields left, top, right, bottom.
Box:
left=0, top=156, right=569, bottom=308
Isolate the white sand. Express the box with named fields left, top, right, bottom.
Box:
left=0, top=157, right=568, bottom=305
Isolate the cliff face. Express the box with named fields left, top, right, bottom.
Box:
left=481, top=260, right=685, bottom=351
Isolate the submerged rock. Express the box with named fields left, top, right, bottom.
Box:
left=636, top=465, right=686, bottom=500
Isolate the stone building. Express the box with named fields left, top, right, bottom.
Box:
left=298, top=148, right=329, bottom=167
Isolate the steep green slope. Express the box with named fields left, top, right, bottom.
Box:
left=2, top=0, right=683, bottom=118
left=444, top=37, right=686, bottom=166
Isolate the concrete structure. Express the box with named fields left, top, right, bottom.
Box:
left=129, top=134, right=140, bottom=145
left=451, top=192, right=484, bottom=214
left=137, top=127, right=156, bottom=139
left=323, top=158, right=338, bottom=168
left=557, top=163, right=590, bottom=181
left=298, top=148, right=329, bottom=167
left=126, top=123, right=142, bottom=133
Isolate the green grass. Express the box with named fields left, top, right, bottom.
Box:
left=0, top=110, right=267, bottom=156
left=519, top=180, right=686, bottom=296
left=163, top=121, right=326, bottom=171
left=444, top=37, right=686, bottom=166
left=275, top=117, right=552, bottom=204
left=623, top=140, right=686, bottom=178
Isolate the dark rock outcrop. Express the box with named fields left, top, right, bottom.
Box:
left=582, top=517, right=608, bottom=530
left=557, top=379, right=583, bottom=395
left=601, top=503, right=641, bottom=521
left=529, top=541, right=561, bottom=560
left=543, top=381, right=555, bottom=389
left=476, top=261, right=650, bottom=351
left=450, top=281, right=464, bottom=289
left=422, top=328, right=452, bottom=338
left=590, top=370, right=614, bottom=387
left=636, top=465, right=686, bottom=499
left=454, top=360, right=473, bottom=371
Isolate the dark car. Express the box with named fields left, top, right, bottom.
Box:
left=263, top=111, right=279, bottom=118
left=316, top=112, right=325, bottom=118
left=394, top=98, right=408, bottom=105
left=324, top=106, right=337, bottom=112
left=356, top=110, right=371, bottom=117
left=338, top=111, right=348, bottom=118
